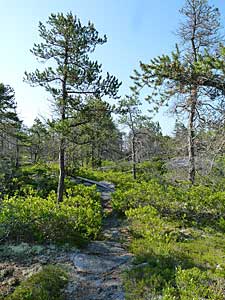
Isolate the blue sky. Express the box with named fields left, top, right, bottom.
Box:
left=0, top=0, right=224, bottom=135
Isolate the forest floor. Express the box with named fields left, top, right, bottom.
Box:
left=0, top=182, right=133, bottom=300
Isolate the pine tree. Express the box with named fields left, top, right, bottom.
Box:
left=24, top=13, right=121, bottom=201
left=132, top=0, right=224, bottom=184
left=119, top=94, right=152, bottom=179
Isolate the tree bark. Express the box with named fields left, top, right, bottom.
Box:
left=188, top=12, right=198, bottom=185
left=57, top=44, right=68, bottom=202
left=57, top=137, right=65, bottom=202
left=188, top=87, right=197, bottom=184
left=91, top=143, right=95, bottom=169
left=15, top=140, right=19, bottom=169
left=132, top=136, right=137, bottom=180
left=128, top=106, right=137, bottom=180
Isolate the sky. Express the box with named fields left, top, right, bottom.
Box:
left=0, top=0, right=225, bottom=135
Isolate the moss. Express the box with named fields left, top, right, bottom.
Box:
left=5, top=265, right=68, bottom=300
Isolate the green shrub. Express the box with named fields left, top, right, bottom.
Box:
left=5, top=265, right=68, bottom=300
left=0, top=185, right=102, bottom=245
left=126, top=206, right=179, bottom=245
left=174, top=267, right=224, bottom=300
left=103, top=171, right=134, bottom=189
left=218, top=217, right=225, bottom=231
left=124, top=204, right=225, bottom=300
left=9, top=163, right=59, bottom=197
left=75, top=167, right=105, bottom=181
left=125, top=265, right=225, bottom=300
left=105, top=162, right=225, bottom=299
left=212, top=155, right=225, bottom=178
left=136, top=158, right=167, bottom=181
left=124, top=262, right=176, bottom=300
left=112, top=179, right=170, bottom=213
left=76, top=167, right=134, bottom=190
left=101, top=160, right=117, bottom=167
left=196, top=172, right=225, bottom=192
left=112, top=178, right=225, bottom=227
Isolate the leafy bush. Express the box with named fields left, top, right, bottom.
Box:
left=124, top=204, right=225, bottom=300
left=112, top=179, right=225, bottom=227
left=5, top=265, right=68, bottom=300
left=75, top=167, right=105, bottom=181
left=125, top=265, right=225, bottom=300
left=218, top=217, right=225, bottom=231
left=126, top=206, right=179, bottom=245
left=212, top=155, right=225, bottom=178
left=76, top=167, right=134, bottom=190
left=0, top=157, right=17, bottom=199
left=7, top=163, right=59, bottom=197
left=0, top=185, right=102, bottom=245
left=173, top=267, right=224, bottom=300
left=112, top=180, right=165, bottom=213
left=136, top=158, right=167, bottom=181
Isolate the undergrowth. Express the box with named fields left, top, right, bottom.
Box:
left=1, top=160, right=224, bottom=299
left=3, top=265, right=68, bottom=300
left=0, top=185, right=102, bottom=245
left=123, top=186, right=225, bottom=300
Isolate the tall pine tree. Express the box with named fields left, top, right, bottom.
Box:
left=25, top=13, right=121, bottom=201
left=132, top=0, right=224, bottom=183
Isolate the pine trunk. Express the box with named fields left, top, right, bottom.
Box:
left=57, top=137, right=65, bottom=202
left=91, top=143, right=95, bottom=169
left=188, top=88, right=197, bottom=184
left=132, top=136, right=137, bottom=180
left=15, top=141, right=19, bottom=169
left=57, top=45, right=68, bottom=202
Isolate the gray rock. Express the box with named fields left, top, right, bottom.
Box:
left=86, top=241, right=126, bottom=255
left=71, top=252, right=130, bottom=274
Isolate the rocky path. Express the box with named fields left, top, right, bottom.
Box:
left=65, top=182, right=133, bottom=300
left=1, top=180, right=133, bottom=300
left=65, top=216, right=132, bottom=300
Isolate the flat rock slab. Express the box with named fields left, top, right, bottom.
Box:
left=85, top=241, right=126, bottom=255
left=99, top=181, right=115, bottom=191
left=100, top=191, right=112, bottom=201
left=71, top=252, right=131, bottom=274
left=65, top=265, right=126, bottom=300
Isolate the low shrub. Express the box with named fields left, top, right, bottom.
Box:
left=124, top=205, right=225, bottom=300
left=126, top=206, right=179, bottom=245
left=103, top=171, right=134, bottom=189
left=8, top=163, right=59, bottom=197
left=75, top=167, right=105, bottom=181
left=112, top=180, right=164, bottom=213
left=172, top=267, right=224, bottom=300
left=0, top=185, right=102, bottom=245
left=76, top=167, right=134, bottom=189
left=5, top=265, right=68, bottom=300
left=112, top=179, right=225, bottom=226
left=136, top=158, right=167, bottom=181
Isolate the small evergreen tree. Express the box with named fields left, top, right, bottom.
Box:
left=25, top=13, right=121, bottom=201
left=132, top=0, right=224, bottom=183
